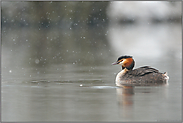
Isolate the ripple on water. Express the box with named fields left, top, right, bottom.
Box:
left=22, top=79, right=108, bottom=88
left=90, top=86, right=117, bottom=89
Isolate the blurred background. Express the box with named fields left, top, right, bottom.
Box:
left=2, top=1, right=181, bottom=70
left=1, top=1, right=182, bottom=122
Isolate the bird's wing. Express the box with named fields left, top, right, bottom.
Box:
left=127, top=66, right=159, bottom=76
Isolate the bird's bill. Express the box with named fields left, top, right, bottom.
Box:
left=112, top=62, right=118, bottom=65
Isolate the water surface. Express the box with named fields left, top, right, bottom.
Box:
left=2, top=58, right=181, bottom=121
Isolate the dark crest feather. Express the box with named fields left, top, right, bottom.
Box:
left=117, top=55, right=132, bottom=61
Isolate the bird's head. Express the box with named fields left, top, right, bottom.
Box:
left=112, top=55, right=135, bottom=70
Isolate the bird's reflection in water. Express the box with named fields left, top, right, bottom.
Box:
left=116, top=86, right=134, bottom=119
left=116, top=85, right=134, bottom=105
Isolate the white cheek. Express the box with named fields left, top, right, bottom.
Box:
left=119, top=61, right=123, bottom=65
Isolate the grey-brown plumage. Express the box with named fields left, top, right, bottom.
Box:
left=113, top=55, right=169, bottom=86
left=120, top=66, right=168, bottom=86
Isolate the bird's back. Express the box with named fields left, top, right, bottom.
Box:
left=121, top=66, right=168, bottom=86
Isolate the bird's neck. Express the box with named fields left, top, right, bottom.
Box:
left=117, top=68, right=129, bottom=78
left=115, top=68, right=129, bottom=87
left=121, top=68, right=129, bottom=75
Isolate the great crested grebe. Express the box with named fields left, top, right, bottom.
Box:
left=112, top=55, right=169, bottom=87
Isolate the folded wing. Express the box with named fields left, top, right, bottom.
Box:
left=127, top=66, right=160, bottom=76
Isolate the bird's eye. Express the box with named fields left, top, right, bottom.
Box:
left=119, top=59, right=123, bottom=62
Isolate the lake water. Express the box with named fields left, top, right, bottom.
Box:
left=2, top=54, right=182, bottom=122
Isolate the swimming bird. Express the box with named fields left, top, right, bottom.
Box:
left=112, top=55, right=169, bottom=87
